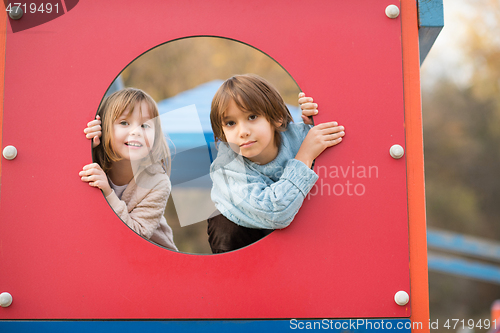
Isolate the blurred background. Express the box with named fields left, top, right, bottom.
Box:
left=421, top=0, right=500, bottom=329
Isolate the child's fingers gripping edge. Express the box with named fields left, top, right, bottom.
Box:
left=84, top=117, right=102, bottom=135
left=82, top=163, right=102, bottom=172
left=301, top=108, right=318, bottom=117
left=87, top=118, right=101, bottom=126
left=93, top=136, right=101, bottom=147
left=85, top=130, right=102, bottom=139
left=315, top=121, right=339, bottom=130
left=90, top=180, right=104, bottom=188
left=301, top=115, right=314, bottom=125
left=84, top=123, right=102, bottom=134
left=325, top=131, right=345, bottom=141
left=322, top=126, right=344, bottom=135
left=326, top=136, right=343, bottom=147
left=299, top=97, right=314, bottom=106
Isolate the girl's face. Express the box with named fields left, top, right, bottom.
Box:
left=222, top=98, right=279, bottom=165
left=111, top=101, right=156, bottom=161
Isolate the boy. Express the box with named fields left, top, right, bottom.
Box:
left=208, top=74, right=344, bottom=253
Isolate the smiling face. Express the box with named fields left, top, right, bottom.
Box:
left=222, top=99, right=279, bottom=165
left=111, top=101, right=155, bottom=161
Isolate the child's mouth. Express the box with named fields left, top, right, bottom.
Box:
left=126, top=141, right=143, bottom=148
left=240, top=141, right=256, bottom=148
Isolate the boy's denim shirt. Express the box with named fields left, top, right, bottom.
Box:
left=210, top=122, right=318, bottom=229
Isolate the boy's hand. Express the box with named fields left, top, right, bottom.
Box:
left=79, top=163, right=112, bottom=197
left=295, top=122, right=345, bottom=168
left=298, top=92, right=317, bottom=125
left=84, top=115, right=102, bottom=148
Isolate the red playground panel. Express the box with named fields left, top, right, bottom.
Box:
left=0, top=0, right=410, bottom=319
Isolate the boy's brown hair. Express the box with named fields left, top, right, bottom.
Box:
left=93, top=88, right=171, bottom=175
left=210, top=74, right=294, bottom=147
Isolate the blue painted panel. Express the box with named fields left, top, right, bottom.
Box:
left=418, top=0, right=444, bottom=27
left=417, top=0, right=444, bottom=64
left=0, top=319, right=412, bottom=333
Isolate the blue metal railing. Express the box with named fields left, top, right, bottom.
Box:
left=427, top=228, right=500, bottom=284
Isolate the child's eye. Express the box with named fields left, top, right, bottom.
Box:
left=119, top=121, right=129, bottom=126
left=249, top=115, right=258, bottom=121
left=225, top=121, right=235, bottom=127
left=141, top=123, right=151, bottom=129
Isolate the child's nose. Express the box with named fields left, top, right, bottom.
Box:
left=238, top=124, right=250, bottom=137
left=129, top=125, right=143, bottom=136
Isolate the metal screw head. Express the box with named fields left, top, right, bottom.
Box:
left=394, top=290, right=409, bottom=306
left=0, top=292, right=13, bottom=308
left=9, top=6, right=24, bottom=20
left=390, top=144, right=404, bottom=159
left=3, top=145, right=18, bottom=160
left=385, top=5, right=400, bottom=19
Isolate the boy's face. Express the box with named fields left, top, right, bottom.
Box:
left=222, top=99, right=279, bottom=165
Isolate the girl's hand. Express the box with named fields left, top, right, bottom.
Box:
left=298, top=92, right=317, bottom=125
left=79, top=163, right=112, bottom=197
left=84, top=115, right=102, bottom=148
left=295, top=122, right=345, bottom=168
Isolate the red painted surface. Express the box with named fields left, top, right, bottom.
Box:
left=6, top=0, right=66, bottom=33
left=401, top=0, right=430, bottom=328
left=0, top=4, right=5, bottom=178
left=0, top=0, right=409, bottom=319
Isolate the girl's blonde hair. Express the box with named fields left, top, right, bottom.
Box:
left=210, top=74, right=294, bottom=147
left=93, top=88, right=171, bottom=175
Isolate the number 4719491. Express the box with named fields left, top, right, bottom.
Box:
left=6, top=3, right=59, bottom=14
left=444, top=319, right=497, bottom=330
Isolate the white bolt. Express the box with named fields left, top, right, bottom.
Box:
left=390, top=144, right=404, bottom=159
left=394, top=291, right=409, bottom=306
left=2, top=145, right=17, bottom=160
left=0, top=292, right=12, bottom=308
left=385, top=5, right=400, bottom=19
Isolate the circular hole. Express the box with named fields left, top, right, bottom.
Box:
left=100, top=36, right=302, bottom=254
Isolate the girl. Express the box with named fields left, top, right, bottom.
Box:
left=207, top=74, right=345, bottom=253
left=80, top=88, right=177, bottom=251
